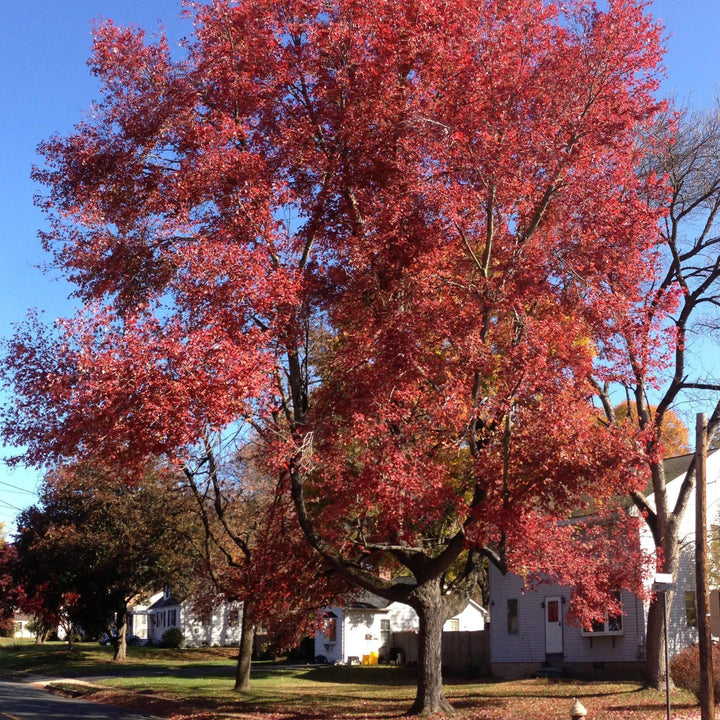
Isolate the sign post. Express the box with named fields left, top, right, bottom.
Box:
left=653, top=573, right=675, bottom=720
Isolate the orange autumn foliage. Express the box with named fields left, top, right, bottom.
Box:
left=614, top=402, right=691, bottom=459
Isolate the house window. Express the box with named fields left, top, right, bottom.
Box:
left=324, top=612, right=338, bottom=643
left=168, top=609, right=177, bottom=627
left=685, top=591, right=697, bottom=628
left=507, top=599, right=519, bottom=635
left=581, top=591, right=624, bottom=636
left=380, top=618, right=391, bottom=643
left=227, top=608, right=240, bottom=627
left=448, top=618, right=460, bottom=632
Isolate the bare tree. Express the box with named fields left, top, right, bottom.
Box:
left=181, top=433, right=342, bottom=692
left=594, top=101, right=720, bottom=688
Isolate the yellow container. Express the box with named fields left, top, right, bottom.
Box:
left=361, top=654, right=370, bottom=665
left=369, top=651, right=379, bottom=665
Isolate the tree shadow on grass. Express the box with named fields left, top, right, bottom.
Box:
left=293, top=664, right=419, bottom=686
left=450, top=696, right=506, bottom=711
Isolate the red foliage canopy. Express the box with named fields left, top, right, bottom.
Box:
left=1, top=0, right=669, bottom=709
left=0, top=541, right=20, bottom=633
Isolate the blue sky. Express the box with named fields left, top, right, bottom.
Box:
left=0, top=0, right=718, bottom=531
left=0, top=0, right=189, bottom=530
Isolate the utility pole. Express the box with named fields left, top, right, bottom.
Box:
left=696, top=412, right=715, bottom=720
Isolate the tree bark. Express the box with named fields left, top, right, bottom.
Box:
left=62, top=621, right=76, bottom=651
left=113, top=607, right=128, bottom=662
left=645, top=595, right=669, bottom=689
left=234, top=600, right=255, bottom=692
left=407, top=579, right=454, bottom=717
left=645, top=525, right=681, bottom=689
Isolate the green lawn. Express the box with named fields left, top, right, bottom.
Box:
left=0, top=639, right=703, bottom=719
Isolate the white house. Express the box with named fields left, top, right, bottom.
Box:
left=315, top=592, right=487, bottom=665
left=643, top=450, right=720, bottom=656
left=128, top=590, right=244, bottom=647
left=488, top=450, right=720, bottom=679
left=11, top=613, right=35, bottom=640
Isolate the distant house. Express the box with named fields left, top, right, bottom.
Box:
left=488, top=450, right=720, bottom=679
left=128, top=590, right=243, bottom=647
left=11, top=613, right=34, bottom=640
left=315, top=592, right=487, bottom=665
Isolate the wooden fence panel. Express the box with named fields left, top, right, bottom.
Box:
left=390, top=629, right=490, bottom=677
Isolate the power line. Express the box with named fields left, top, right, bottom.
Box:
left=0, top=480, right=37, bottom=495
left=0, top=498, right=23, bottom=512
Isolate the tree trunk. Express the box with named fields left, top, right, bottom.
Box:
left=645, top=527, right=680, bottom=689
left=62, top=621, right=76, bottom=651
left=234, top=601, right=255, bottom=692
left=407, top=580, right=454, bottom=716
left=645, top=595, right=668, bottom=689
left=113, top=608, right=128, bottom=662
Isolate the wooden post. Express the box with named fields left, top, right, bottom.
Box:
left=664, top=590, right=671, bottom=720
left=653, top=572, right=675, bottom=720
left=696, top=412, right=715, bottom=720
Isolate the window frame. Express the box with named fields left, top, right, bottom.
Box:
left=380, top=618, right=391, bottom=643
left=227, top=607, right=240, bottom=628
left=507, top=598, right=519, bottom=635
left=580, top=591, right=624, bottom=637
left=324, top=611, right=338, bottom=643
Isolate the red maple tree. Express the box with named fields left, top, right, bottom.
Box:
left=1, top=0, right=668, bottom=713
left=0, top=540, right=20, bottom=636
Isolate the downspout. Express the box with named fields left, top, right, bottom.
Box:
left=341, top=609, right=346, bottom=663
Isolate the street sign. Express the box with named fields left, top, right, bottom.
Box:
left=653, top=573, right=674, bottom=592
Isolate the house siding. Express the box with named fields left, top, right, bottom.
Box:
left=489, top=565, right=646, bottom=674
left=489, top=567, right=547, bottom=665
left=343, top=608, right=388, bottom=662
left=563, top=591, right=646, bottom=663
left=180, top=601, right=243, bottom=648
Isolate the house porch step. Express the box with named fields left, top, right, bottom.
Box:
left=536, top=655, right=564, bottom=678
